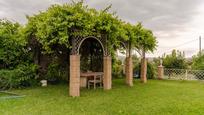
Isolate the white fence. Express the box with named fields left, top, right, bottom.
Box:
left=164, top=68, right=204, bottom=80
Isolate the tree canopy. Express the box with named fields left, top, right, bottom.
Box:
left=131, top=23, right=157, bottom=57
left=25, top=2, right=127, bottom=53
left=162, top=50, right=187, bottom=69
left=192, top=51, right=204, bottom=70
left=0, top=19, right=30, bottom=69
left=25, top=1, right=157, bottom=54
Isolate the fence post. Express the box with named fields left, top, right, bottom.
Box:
left=185, top=69, right=188, bottom=80
left=158, top=65, right=164, bottom=80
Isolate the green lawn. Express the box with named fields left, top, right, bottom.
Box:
left=0, top=93, right=9, bottom=97
left=1, top=79, right=204, bottom=115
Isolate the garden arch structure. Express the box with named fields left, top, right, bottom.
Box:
left=69, top=36, right=112, bottom=97
left=77, top=36, right=105, bottom=55
left=69, top=36, right=133, bottom=97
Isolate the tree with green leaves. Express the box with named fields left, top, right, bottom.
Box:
left=0, top=19, right=30, bottom=69
left=25, top=2, right=126, bottom=54
left=133, top=23, right=157, bottom=54
left=162, top=49, right=187, bottom=69
left=190, top=51, right=204, bottom=80
left=192, top=51, right=204, bottom=70
left=0, top=19, right=38, bottom=89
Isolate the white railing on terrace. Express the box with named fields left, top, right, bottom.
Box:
left=164, top=68, right=204, bottom=80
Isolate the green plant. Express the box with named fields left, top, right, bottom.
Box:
left=45, top=61, right=67, bottom=82
left=134, top=61, right=156, bottom=79
left=0, top=19, right=30, bottom=69
left=112, top=58, right=123, bottom=78
left=0, top=64, right=38, bottom=90
left=191, top=51, right=204, bottom=79
left=25, top=2, right=126, bottom=54
left=46, top=63, right=59, bottom=79
left=162, top=50, right=187, bottom=69
left=192, top=51, right=204, bottom=70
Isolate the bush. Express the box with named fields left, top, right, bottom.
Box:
left=191, top=51, right=204, bottom=80
left=45, top=61, right=68, bottom=83
left=0, top=64, right=38, bottom=90
left=134, top=62, right=156, bottom=79
left=162, top=50, right=187, bottom=69
left=112, top=59, right=124, bottom=78
left=0, top=19, right=31, bottom=69
left=192, top=52, right=204, bottom=70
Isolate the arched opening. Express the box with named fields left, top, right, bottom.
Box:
left=79, top=37, right=104, bottom=72
left=112, top=42, right=127, bottom=77
left=112, top=41, right=133, bottom=86
left=69, top=36, right=112, bottom=96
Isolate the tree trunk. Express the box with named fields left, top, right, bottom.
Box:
left=34, top=46, right=40, bottom=65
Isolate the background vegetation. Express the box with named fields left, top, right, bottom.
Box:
left=162, top=50, right=187, bottom=69
left=192, top=51, right=204, bottom=70
left=0, top=1, right=157, bottom=89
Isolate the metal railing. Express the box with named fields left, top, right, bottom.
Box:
left=164, top=68, right=204, bottom=80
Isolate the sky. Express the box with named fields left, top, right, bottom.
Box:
left=0, top=0, right=204, bottom=58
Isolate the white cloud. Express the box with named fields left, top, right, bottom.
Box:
left=0, top=0, right=204, bottom=57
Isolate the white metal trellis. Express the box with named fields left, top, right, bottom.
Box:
left=164, top=68, right=204, bottom=80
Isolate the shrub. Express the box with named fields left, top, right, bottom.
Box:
left=134, top=61, right=156, bottom=79
left=45, top=61, right=68, bottom=83
left=162, top=50, right=187, bottom=69
left=192, top=51, right=204, bottom=70
left=0, top=19, right=31, bottom=69
left=0, top=64, right=38, bottom=90
left=191, top=51, right=204, bottom=80
left=112, top=59, right=124, bottom=78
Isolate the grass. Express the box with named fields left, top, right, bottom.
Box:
left=1, top=79, right=204, bottom=115
left=0, top=93, right=10, bottom=97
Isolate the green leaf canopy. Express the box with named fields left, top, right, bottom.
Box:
left=25, top=2, right=157, bottom=54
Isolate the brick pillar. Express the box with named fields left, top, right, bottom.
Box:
left=140, top=58, right=147, bottom=83
left=126, top=57, right=133, bottom=86
left=69, top=55, right=80, bottom=97
left=158, top=65, right=164, bottom=80
left=103, top=56, right=112, bottom=90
